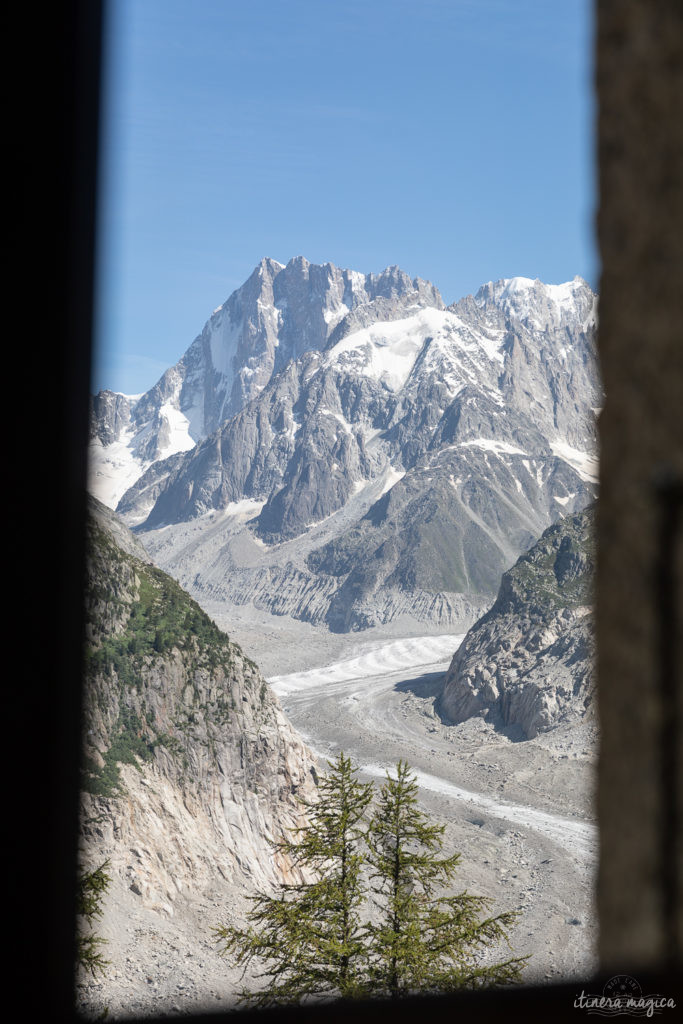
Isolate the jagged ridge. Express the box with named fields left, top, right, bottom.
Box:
left=90, top=258, right=601, bottom=635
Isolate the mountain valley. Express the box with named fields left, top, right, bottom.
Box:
left=83, top=257, right=600, bottom=1015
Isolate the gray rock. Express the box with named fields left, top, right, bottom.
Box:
left=440, top=506, right=596, bottom=739
left=89, top=257, right=445, bottom=511
left=80, top=499, right=318, bottom=915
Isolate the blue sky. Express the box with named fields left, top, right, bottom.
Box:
left=93, top=0, right=596, bottom=395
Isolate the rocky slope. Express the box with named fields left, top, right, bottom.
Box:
left=440, top=506, right=595, bottom=739
left=79, top=496, right=318, bottom=921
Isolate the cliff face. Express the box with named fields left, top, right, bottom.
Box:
left=80, top=498, right=318, bottom=914
left=88, top=257, right=444, bottom=511
left=440, top=506, right=595, bottom=740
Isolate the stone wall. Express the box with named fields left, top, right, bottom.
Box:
left=596, top=0, right=683, bottom=971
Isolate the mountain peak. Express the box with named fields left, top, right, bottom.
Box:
left=260, top=256, right=285, bottom=271
left=90, top=258, right=597, bottom=524
left=470, top=275, right=595, bottom=327
left=479, top=274, right=593, bottom=300
left=252, top=256, right=285, bottom=282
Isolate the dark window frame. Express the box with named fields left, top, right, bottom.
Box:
left=22, top=1, right=681, bottom=1019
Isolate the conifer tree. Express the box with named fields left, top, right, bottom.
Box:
left=76, top=860, right=111, bottom=977
left=364, top=761, right=528, bottom=997
left=214, top=751, right=374, bottom=1007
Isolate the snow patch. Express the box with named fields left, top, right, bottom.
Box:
left=325, top=308, right=451, bottom=391
left=220, top=498, right=266, bottom=518
left=475, top=331, right=505, bottom=365
left=551, top=441, right=599, bottom=484
left=379, top=466, right=405, bottom=496
left=545, top=280, right=580, bottom=309
left=283, top=414, right=301, bottom=441
left=88, top=433, right=148, bottom=510
left=323, top=302, right=349, bottom=326
left=157, top=403, right=196, bottom=459
left=459, top=439, right=527, bottom=456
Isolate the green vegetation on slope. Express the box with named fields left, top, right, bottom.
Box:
left=499, top=506, right=595, bottom=615
left=83, top=520, right=254, bottom=798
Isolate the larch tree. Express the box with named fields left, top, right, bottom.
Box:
left=364, top=760, right=528, bottom=997
left=214, top=751, right=374, bottom=1007
left=76, top=860, right=111, bottom=978
left=216, top=756, right=528, bottom=1005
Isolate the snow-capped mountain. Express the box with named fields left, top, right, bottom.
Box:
left=89, top=257, right=442, bottom=508
left=90, top=257, right=600, bottom=634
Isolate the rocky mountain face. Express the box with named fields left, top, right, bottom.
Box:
left=89, top=257, right=443, bottom=509
left=80, top=496, right=318, bottom=915
left=90, top=257, right=600, bottom=635
left=440, top=506, right=595, bottom=739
